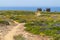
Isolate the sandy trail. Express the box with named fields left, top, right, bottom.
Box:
left=3, top=21, right=52, bottom=40
left=4, top=21, right=25, bottom=40
left=15, top=24, right=52, bottom=40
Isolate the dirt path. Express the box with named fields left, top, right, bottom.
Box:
left=4, top=21, right=25, bottom=40
left=4, top=21, right=52, bottom=40
left=15, top=24, right=52, bottom=40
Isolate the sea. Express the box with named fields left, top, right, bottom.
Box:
left=0, top=7, right=60, bottom=12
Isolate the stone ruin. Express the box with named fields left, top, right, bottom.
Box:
left=35, top=8, right=42, bottom=16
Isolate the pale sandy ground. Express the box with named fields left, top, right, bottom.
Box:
left=4, top=21, right=52, bottom=40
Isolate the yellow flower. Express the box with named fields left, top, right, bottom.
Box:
left=40, top=32, right=45, bottom=36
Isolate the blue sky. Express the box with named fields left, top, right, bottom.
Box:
left=0, top=0, right=60, bottom=7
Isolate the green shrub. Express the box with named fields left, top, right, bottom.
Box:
left=14, top=35, right=26, bottom=40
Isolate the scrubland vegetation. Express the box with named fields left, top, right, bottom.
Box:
left=14, top=35, right=26, bottom=40
left=0, top=10, right=60, bottom=40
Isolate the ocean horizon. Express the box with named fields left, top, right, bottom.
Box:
left=0, top=7, right=60, bottom=12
